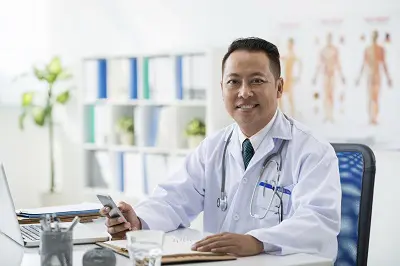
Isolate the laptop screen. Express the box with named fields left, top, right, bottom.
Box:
left=0, top=164, right=24, bottom=246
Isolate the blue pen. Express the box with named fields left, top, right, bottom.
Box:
left=259, top=181, right=292, bottom=195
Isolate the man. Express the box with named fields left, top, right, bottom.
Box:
left=101, top=37, right=341, bottom=260
left=279, top=37, right=302, bottom=117
left=312, top=33, right=346, bottom=123
left=356, top=30, right=392, bottom=125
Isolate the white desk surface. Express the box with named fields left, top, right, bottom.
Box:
left=1, top=222, right=333, bottom=266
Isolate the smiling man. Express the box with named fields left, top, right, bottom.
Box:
left=100, top=37, right=341, bottom=261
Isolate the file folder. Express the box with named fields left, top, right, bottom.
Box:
left=16, top=203, right=102, bottom=218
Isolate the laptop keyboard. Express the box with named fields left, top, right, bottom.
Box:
left=20, top=224, right=41, bottom=241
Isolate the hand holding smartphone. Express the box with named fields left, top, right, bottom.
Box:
left=97, top=194, right=128, bottom=223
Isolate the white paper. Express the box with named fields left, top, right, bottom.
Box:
left=103, top=234, right=205, bottom=256
left=16, top=202, right=102, bottom=215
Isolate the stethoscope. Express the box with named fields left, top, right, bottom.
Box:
left=216, top=121, right=290, bottom=221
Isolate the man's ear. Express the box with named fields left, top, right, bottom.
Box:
left=277, top=78, right=284, bottom=98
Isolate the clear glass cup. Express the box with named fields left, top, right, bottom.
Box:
left=126, top=230, right=165, bottom=266
left=39, top=229, right=73, bottom=266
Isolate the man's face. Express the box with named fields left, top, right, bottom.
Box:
left=221, top=50, right=282, bottom=130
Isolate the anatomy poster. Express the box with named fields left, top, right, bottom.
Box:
left=297, top=18, right=350, bottom=126
left=271, top=21, right=307, bottom=119
left=274, top=16, right=400, bottom=149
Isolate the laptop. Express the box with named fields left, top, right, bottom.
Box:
left=0, top=163, right=110, bottom=247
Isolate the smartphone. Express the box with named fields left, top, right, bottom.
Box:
left=96, top=194, right=128, bottom=223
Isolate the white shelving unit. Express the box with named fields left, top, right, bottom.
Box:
left=80, top=48, right=233, bottom=199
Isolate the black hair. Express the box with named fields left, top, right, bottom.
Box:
left=221, top=37, right=281, bottom=80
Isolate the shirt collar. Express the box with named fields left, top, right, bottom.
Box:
left=237, top=109, right=278, bottom=151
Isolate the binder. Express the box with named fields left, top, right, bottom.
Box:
left=129, top=58, right=138, bottom=99
left=176, top=56, right=183, bottom=100
left=87, top=105, right=95, bottom=143
left=117, top=152, right=125, bottom=192
left=143, top=57, right=150, bottom=99
left=97, top=59, right=107, bottom=99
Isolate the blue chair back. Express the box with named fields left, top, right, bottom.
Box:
left=331, top=143, right=376, bottom=266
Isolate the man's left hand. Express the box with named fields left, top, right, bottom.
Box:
left=191, top=232, right=264, bottom=256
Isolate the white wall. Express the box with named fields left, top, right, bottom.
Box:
left=0, top=0, right=399, bottom=264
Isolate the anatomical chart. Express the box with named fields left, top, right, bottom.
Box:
left=274, top=17, right=400, bottom=148
left=272, top=21, right=306, bottom=120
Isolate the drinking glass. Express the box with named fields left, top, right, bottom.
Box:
left=126, top=230, right=165, bottom=266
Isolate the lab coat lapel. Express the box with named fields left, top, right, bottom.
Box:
left=246, top=110, right=293, bottom=171
left=246, top=135, right=274, bottom=171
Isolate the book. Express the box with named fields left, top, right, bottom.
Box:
left=96, top=234, right=237, bottom=264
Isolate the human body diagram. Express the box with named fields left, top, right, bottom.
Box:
left=356, top=30, right=392, bottom=125
left=280, top=38, right=302, bottom=118
left=312, top=33, right=346, bottom=123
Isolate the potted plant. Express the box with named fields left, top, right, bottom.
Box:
left=116, top=116, right=134, bottom=145
left=185, top=118, right=206, bottom=149
left=18, top=56, right=72, bottom=194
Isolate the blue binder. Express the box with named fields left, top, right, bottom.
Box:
left=97, top=59, right=107, bottom=99
left=118, top=152, right=125, bottom=192
left=129, top=58, right=138, bottom=99
left=176, top=56, right=183, bottom=100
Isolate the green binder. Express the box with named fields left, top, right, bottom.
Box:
left=143, top=57, right=150, bottom=99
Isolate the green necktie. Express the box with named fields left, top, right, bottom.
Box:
left=242, top=138, right=254, bottom=170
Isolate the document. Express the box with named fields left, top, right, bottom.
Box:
left=97, top=230, right=237, bottom=264
left=101, top=235, right=200, bottom=256
left=16, top=202, right=102, bottom=218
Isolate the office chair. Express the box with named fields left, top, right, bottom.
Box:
left=331, top=143, right=376, bottom=266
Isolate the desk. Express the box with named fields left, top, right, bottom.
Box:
left=1, top=224, right=333, bottom=266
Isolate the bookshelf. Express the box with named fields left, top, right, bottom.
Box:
left=80, top=49, right=233, bottom=200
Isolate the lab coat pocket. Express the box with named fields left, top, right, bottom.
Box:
left=255, top=182, right=294, bottom=217
left=281, top=184, right=295, bottom=216
left=255, top=183, right=275, bottom=211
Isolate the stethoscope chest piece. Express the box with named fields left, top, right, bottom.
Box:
left=217, top=192, right=228, bottom=212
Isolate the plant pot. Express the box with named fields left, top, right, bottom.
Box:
left=119, top=132, right=134, bottom=145
left=187, top=135, right=205, bottom=149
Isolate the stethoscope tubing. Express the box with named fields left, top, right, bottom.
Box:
left=217, top=128, right=288, bottom=219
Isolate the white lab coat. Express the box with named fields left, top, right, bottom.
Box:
left=134, top=109, right=341, bottom=260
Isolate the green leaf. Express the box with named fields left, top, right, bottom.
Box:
left=57, top=71, right=72, bottom=80
left=46, top=73, right=57, bottom=84
left=47, top=56, right=62, bottom=75
left=185, top=118, right=206, bottom=136
left=19, top=112, right=27, bottom=130
left=56, top=90, right=70, bottom=104
left=33, top=67, right=47, bottom=81
left=32, top=106, right=47, bottom=126
left=22, top=92, right=34, bottom=107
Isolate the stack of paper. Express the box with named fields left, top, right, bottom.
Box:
left=16, top=202, right=102, bottom=218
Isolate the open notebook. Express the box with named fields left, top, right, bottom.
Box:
left=97, top=235, right=237, bottom=264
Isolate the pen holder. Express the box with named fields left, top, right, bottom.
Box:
left=39, top=229, right=73, bottom=266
